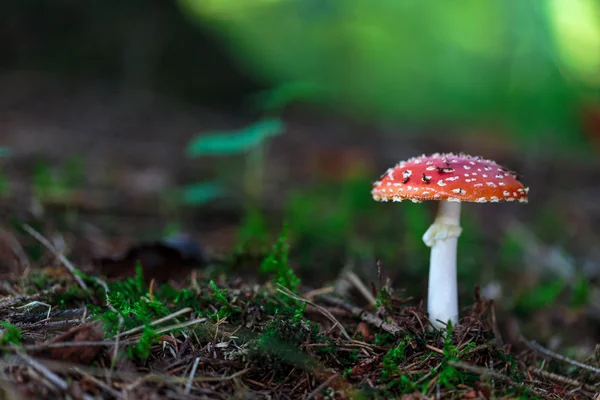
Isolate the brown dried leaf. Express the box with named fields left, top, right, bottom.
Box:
left=33, top=323, right=104, bottom=364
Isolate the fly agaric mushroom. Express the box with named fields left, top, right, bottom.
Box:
left=372, top=153, right=528, bottom=329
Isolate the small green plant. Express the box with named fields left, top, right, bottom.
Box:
left=260, top=224, right=300, bottom=293
left=0, top=321, right=22, bottom=346
left=381, top=339, right=407, bottom=380
left=375, top=285, right=392, bottom=311
left=436, top=322, right=475, bottom=389
left=209, top=280, right=241, bottom=321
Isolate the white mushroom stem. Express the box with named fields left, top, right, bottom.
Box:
left=422, top=200, right=463, bottom=329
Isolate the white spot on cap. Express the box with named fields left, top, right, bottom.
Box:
left=475, top=197, right=487, bottom=203
left=437, top=180, right=447, bottom=187
left=452, top=188, right=466, bottom=195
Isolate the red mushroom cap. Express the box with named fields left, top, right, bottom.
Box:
left=372, top=153, right=528, bottom=203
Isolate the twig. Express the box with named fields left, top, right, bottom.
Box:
left=305, top=374, right=338, bottom=400
left=11, top=340, right=120, bottom=352
left=525, top=339, right=600, bottom=375
left=16, top=301, right=52, bottom=320
left=22, top=224, right=88, bottom=291
left=303, top=286, right=335, bottom=299
left=19, top=352, right=68, bottom=390
left=529, top=367, right=598, bottom=392
left=450, top=361, right=554, bottom=400
left=425, top=344, right=444, bottom=355
left=0, top=284, right=63, bottom=309
left=185, top=357, right=200, bottom=394
left=276, top=285, right=351, bottom=340
left=317, top=293, right=405, bottom=337
left=17, top=319, right=81, bottom=330
left=154, top=317, right=207, bottom=336
left=343, top=271, right=377, bottom=306
left=190, top=368, right=250, bottom=383
left=2, top=355, right=249, bottom=386
left=117, top=307, right=193, bottom=338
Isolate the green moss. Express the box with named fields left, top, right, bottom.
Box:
left=380, top=340, right=407, bottom=377
left=91, top=263, right=170, bottom=335
left=127, top=325, right=160, bottom=360
left=0, top=322, right=22, bottom=346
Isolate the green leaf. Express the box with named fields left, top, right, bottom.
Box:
left=180, top=181, right=226, bottom=205
left=186, top=118, right=285, bottom=156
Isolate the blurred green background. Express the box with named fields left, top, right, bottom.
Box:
left=179, top=0, right=600, bottom=153
left=0, top=0, right=599, bottom=354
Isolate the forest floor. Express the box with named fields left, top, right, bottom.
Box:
left=0, top=220, right=598, bottom=400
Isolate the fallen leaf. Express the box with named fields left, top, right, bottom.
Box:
left=33, top=323, right=104, bottom=365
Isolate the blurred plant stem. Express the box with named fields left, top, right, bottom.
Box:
left=243, top=140, right=265, bottom=206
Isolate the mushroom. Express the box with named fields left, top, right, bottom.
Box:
left=371, top=153, right=528, bottom=329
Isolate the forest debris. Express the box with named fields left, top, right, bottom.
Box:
left=525, top=339, right=600, bottom=375
left=0, top=284, right=63, bottom=310
left=318, top=292, right=406, bottom=337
